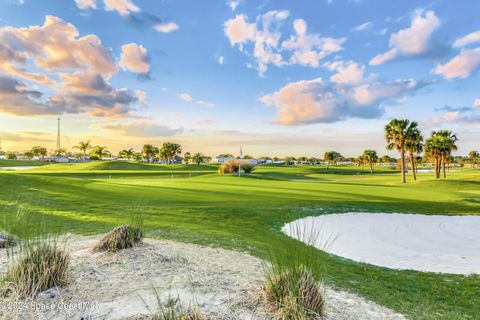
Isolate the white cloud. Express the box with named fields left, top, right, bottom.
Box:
left=224, top=12, right=344, bottom=76
left=103, top=0, right=140, bottom=16
left=154, top=22, right=179, bottom=33
left=369, top=10, right=440, bottom=65
left=224, top=14, right=256, bottom=46
left=282, top=19, right=346, bottom=68
left=75, top=0, right=97, bottom=9
left=228, top=0, right=240, bottom=11
left=475, top=99, right=480, bottom=108
left=354, top=21, right=372, bottom=32
left=453, top=30, right=480, bottom=48
left=324, top=61, right=365, bottom=85
left=196, top=100, right=215, bottom=108
left=135, top=90, right=146, bottom=103
left=260, top=77, right=427, bottom=125
left=0, top=16, right=142, bottom=117
left=119, top=43, right=150, bottom=74
left=433, top=48, right=480, bottom=79
left=218, top=56, right=225, bottom=65
left=178, top=93, right=193, bottom=102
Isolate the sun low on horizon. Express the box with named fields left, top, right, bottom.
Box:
left=0, top=0, right=479, bottom=157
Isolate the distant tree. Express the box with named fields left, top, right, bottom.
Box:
left=380, top=155, right=394, bottom=163
left=53, top=148, right=67, bottom=156
left=73, top=140, right=92, bottom=162
left=362, top=150, right=378, bottom=175
left=91, top=146, right=109, bottom=160
left=243, top=155, right=254, bottom=159
left=118, top=148, right=135, bottom=159
left=297, top=156, right=308, bottom=163
left=31, top=146, right=48, bottom=161
left=7, top=153, right=17, bottom=160
left=192, top=152, right=205, bottom=165
left=142, top=144, right=157, bottom=163
left=385, top=119, right=411, bottom=183
left=405, top=122, right=423, bottom=181
left=283, top=156, right=295, bottom=165
left=204, top=156, right=212, bottom=163
left=308, top=157, right=318, bottom=165
left=183, top=152, right=192, bottom=164
left=259, top=156, right=272, bottom=161
left=217, top=153, right=234, bottom=158
left=469, top=150, right=479, bottom=168
left=159, top=142, right=182, bottom=164
left=273, top=157, right=280, bottom=162
left=323, top=151, right=339, bottom=169
left=23, top=150, right=34, bottom=159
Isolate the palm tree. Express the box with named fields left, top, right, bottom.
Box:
left=118, top=148, right=135, bottom=159
left=436, top=130, right=458, bottom=178
left=405, top=122, right=423, bottom=181
left=469, top=150, right=479, bottom=168
left=159, top=142, right=182, bottom=164
left=73, top=140, right=92, bottom=162
left=183, top=152, right=192, bottom=164
left=424, top=136, right=441, bottom=179
left=362, top=150, right=378, bottom=175
left=323, top=151, right=339, bottom=169
left=192, top=152, right=204, bottom=165
left=91, top=146, right=109, bottom=160
left=385, top=119, right=410, bottom=183
left=31, top=146, right=48, bottom=161
left=142, top=144, right=157, bottom=163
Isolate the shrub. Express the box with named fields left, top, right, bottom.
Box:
left=264, top=267, right=324, bottom=319
left=218, top=160, right=239, bottom=174
left=263, top=226, right=325, bottom=319
left=241, top=163, right=256, bottom=174
left=93, top=225, right=143, bottom=253
left=2, top=242, right=69, bottom=298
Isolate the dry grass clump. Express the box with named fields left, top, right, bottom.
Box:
left=2, top=242, right=69, bottom=298
left=218, top=160, right=240, bottom=174
left=264, top=267, right=324, bottom=320
left=263, top=226, right=326, bottom=320
left=93, top=225, right=143, bottom=253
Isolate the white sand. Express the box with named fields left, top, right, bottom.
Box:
left=0, top=166, right=37, bottom=171
left=0, top=235, right=405, bottom=320
left=283, top=212, right=480, bottom=275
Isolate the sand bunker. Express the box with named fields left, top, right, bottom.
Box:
left=0, top=235, right=404, bottom=320
left=284, top=213, right=480, bottom=275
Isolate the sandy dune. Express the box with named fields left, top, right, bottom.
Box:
left=284, top=212, right=480, bottom=274
left=0, top=235, right=404, bottom=320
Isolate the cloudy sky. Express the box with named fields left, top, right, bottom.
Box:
left=0, top=0, right=479, bottom=157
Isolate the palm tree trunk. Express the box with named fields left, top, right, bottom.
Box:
left=370, top=163, right=373, bottom=175
left=436, top=156, right=441, bottom=179
left=400, top=147, right=406, bottom=183
left=409, top=152, right=416, bottom=181
left=442, top=155, right=447, bottom=178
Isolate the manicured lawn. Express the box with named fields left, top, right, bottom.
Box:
left=0, top=162, right=479, bottom=319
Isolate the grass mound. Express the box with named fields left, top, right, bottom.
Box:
left=263, top=227, right=325, bottom=320
left=264, top=267, right=324, bottom=319
left=2, top=243, right=69, bottom=298
left=93, top=225, right=143, bottom=253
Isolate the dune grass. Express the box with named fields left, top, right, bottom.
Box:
left=0, top=162, right=479, bottom=319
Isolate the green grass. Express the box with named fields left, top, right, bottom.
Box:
left=0, top=162, right=479, bottom=319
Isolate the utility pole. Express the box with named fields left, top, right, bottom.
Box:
left=56, top=117, right=61, bottom=150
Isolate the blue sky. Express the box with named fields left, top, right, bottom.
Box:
left=0, top=0, right=479, bottom=157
